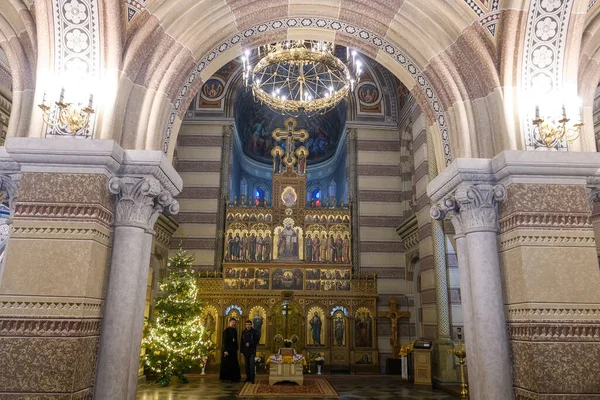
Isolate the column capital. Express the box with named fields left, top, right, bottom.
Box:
left=108, top=176, right=179, bottom=232
left=587, top=176, right=600, bottom=203
left=431, top=183, right=506, bottom=234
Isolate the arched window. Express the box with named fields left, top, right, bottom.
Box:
left=240, top=178, right=248, bottom=199
left=311, top=187, right=321, bottom=207
left=328, top=180, right=337, bottom=200
left=255, top=186, right=266, bottom=206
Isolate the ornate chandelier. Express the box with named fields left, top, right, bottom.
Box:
left=241, top=40, right=362, bottom=117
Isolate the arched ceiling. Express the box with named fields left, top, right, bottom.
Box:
left=234, top=88, right=347, bottom=165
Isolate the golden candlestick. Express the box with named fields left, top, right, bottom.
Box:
left=447, top=328, right=468, bottom=399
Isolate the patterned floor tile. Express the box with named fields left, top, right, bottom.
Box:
left=136, top=374, right=456, bottom=399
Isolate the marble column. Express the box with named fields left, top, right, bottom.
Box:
left=95, top=157, right=181, bottom=400
left=431, top=181, right=513, bottom=400
left=347, top=128, right=360, bottom=273
left=0, top=138, right=121, bottom=398
left=214, top=125, right=232, bottom=271
left=450, top=233, right=480, bottom=400
left=0, top=152, right=20, bottom=282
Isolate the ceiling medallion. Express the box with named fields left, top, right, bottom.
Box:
left=241, top=40, right=362, bottom=117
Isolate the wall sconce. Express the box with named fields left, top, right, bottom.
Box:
left=532, top=103, right=582, bottom=147
left=38, top=88, right=94, bottom=137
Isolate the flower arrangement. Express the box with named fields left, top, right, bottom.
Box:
left=314, top=355, right=325, bottom=366
left=283, top=338, right=292, bottom=348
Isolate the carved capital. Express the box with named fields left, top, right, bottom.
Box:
left=223, top=124, right=233, bottom=138
left=587, top=176, right=600, bottom=204
left=108, top=176, right=179, bottom=232
left=431, top=183, right=506, bottom=234
left=347, top=128, right=358, bottom=140
left=0, top=173, right=19, bottom=215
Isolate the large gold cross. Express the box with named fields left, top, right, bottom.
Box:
left=377, top=296, right=411, bottom=357
left=272, top=117, right=309, bottom=170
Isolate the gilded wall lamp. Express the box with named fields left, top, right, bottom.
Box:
left=38, top=88, right=94, bottom=137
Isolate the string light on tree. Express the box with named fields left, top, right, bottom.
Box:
left=142, top=249, right=216, bottom=386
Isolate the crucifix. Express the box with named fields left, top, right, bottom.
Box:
left=271, top=117, right=309, bottom=172
left=378, top=296, right=411, bottom=358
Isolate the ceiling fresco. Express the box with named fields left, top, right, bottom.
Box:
left=234, top=88, right=347, bottom=165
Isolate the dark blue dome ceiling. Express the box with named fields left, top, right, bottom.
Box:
left=234, top=88, right=347, bottom=165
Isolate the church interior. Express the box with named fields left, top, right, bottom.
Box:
left=0, top=1, right=599, bottom=400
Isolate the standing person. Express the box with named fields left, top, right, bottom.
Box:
left=219, top=318, right=241, bottom=383
left=241, top=320, right=260, bottom=384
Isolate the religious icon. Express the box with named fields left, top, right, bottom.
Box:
left=343, top=234, right=350, bottom=263
left=225, top=232, right=234, bottom=261
left=355, top=309, right=373, bottom=348
left=251, top=308, right=266, bottom=345
left=276, top=219, right=299, bottom=259
left=312, top=234, right=321, bottom=262
left=335, top=234, right=343, bottom=263
left=295, top=146, right=309, bottom=175
left=249, top=233, right=257, bottom=262
left=309, top=311, right=323, bottom=345
left=272, top=268, right=303, bottom=290
left=256, top=233, right=264, bottom=262
left=333, top=311, right=346, bottom=346
left=281, top=186, right=297, bottom=208
left=271, top=146, right=283, bottom=175
left=263, top=233, right=271, bottom=262
left=240, top=232, right=248, bottom=262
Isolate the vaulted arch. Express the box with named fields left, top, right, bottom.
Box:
left=117, top=0, right=505, bottom=170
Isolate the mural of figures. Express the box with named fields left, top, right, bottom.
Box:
left=272, top=268, right=303, bottom=290
left=355, top=308, right=374, bottom=348
left=307, top=306, right=325, bottom=346
left=333, top=311, right=346, bottom=346
left=224, top=227, right=272, bottom=263
left=249, top=306, right=267, bottom=345
left=235, top=88, right=346, bottom=165
left=224, top=267, right=270, bottom=290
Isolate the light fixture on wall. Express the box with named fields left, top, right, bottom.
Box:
left=241, top=40, right=362, bottom=117
left=532, top=101, right=582, bottom=147
left=38, top=88, right=94, bottom=137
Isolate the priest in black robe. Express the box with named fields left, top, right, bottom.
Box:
left=219, top=317, right=241, bottom=382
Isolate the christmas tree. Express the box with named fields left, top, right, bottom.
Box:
left=142, top=249, right=216, bottom=386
